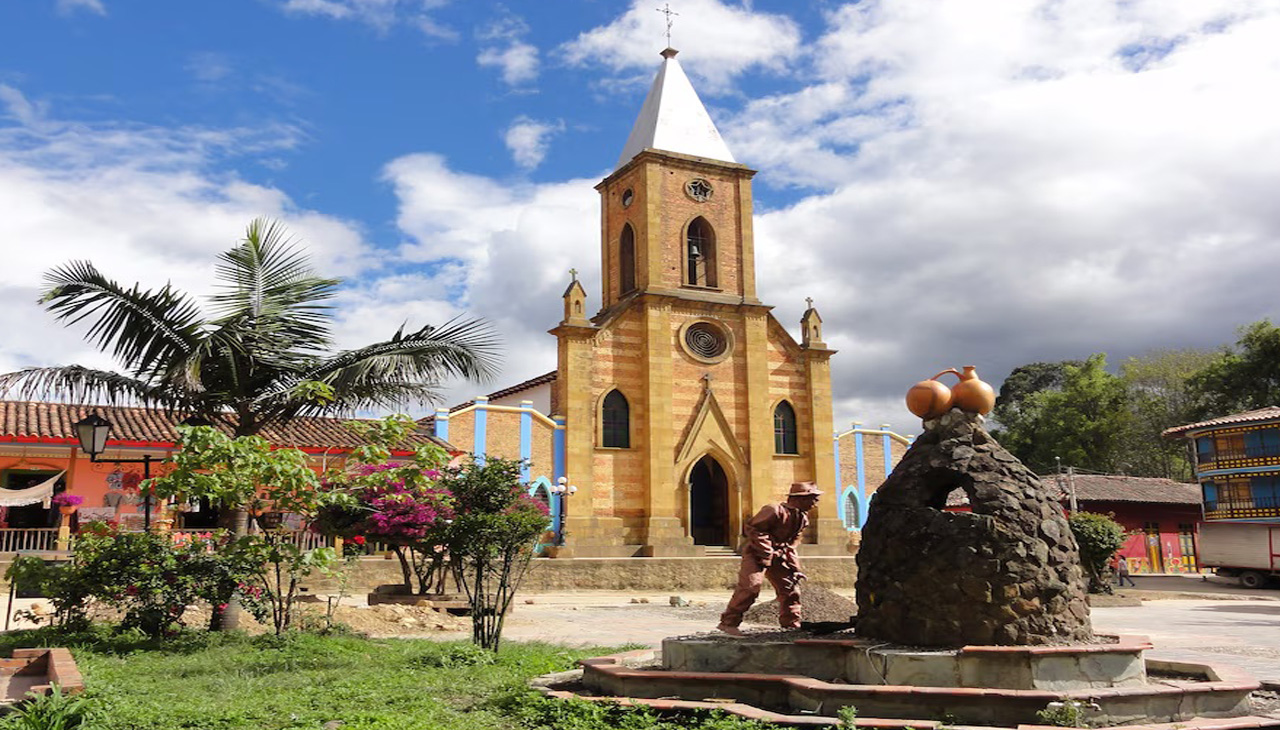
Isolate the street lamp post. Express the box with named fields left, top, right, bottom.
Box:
left=549, top=476, right=578, bottom=546
left=74, top=414, right=155, bottom=530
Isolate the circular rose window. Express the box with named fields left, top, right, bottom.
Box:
left=682, top=321, right=731, bottom=362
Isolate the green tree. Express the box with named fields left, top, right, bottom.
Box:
left=440, top=456, right=550, bottom=651
left=1119, top=348, right=1216, bottom=480
left=992, top=355, right=1132, bottom=474
left=1068, top=511, right=1127, bottom=594
left=0, top=217, right=498, bottom=438
left=1189, top=319, right=1280, bottom=418
left=147, top=426, right=350, bottom=634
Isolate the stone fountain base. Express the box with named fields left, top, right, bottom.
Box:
left=536, top=633, right=1277, bottom=728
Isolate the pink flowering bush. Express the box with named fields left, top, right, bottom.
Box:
left=51, top=493, right=84, bottom=507
left=313, top=415, right=456, bottom=594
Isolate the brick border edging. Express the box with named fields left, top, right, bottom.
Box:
left=7, top=648, right=84, bottom=697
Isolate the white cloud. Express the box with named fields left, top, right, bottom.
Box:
left=562, top=0, right=802, bottom=92
left=383, top=0, right=1280, bottom=434
left=477, top=41, right=539, bottom=87
left=728, top=0, right=1280, bottom=431
left=0, top=86, right=374, bottom=382
left=380, top=153, right=600, bottom=399
left=280, top=0, right=456, bottom=39
left=186, top=52, right=233, bottom=84
left=503, top=117, right=564, bottom=170
left=476, top=15, right=539, bottom=87
left=56, top=0, right=105, bottom=16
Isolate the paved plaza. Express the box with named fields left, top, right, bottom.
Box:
left=485, top=587, right=1280, bottom=685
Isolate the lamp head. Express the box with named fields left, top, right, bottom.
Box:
left=74, top=414, right=112, bottom=457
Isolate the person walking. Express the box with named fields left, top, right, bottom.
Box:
left=717, top=481, right=822, bottom=636
left=1116, top=555, right=1137, bottom=587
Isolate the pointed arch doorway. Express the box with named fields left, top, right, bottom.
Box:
left=689, top=454, right=730, bottom=546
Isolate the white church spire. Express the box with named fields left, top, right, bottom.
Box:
left=615, top=48, right=736, bottom=170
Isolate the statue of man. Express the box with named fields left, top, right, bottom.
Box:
left=717, top=481, right=822, bottom=636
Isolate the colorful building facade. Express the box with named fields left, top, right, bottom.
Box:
left=1164, top=406, right=1280, bottom=524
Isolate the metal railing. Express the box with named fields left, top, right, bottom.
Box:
left=169, top=528, right=334, bottom=551
left=0, top=528, right=59, bottom=553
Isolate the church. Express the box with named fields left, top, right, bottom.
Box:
left=428, top=48, right=857, bottom=558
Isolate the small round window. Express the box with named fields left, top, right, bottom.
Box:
left=621, top=188, right=634, bottom=207
left=683, top=321, right=730, bottom=362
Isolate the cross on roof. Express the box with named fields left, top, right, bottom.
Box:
left=805, top=297, right=814, bottom=309
left=569, top=268, right=578, bottom=281
left=656, top=3, right=679, bottom=47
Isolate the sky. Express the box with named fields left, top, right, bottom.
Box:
left=1, top=0, right=1279, bottom=437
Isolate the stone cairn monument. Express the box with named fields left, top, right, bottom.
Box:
left=856, top=385, right=1093, bottom=646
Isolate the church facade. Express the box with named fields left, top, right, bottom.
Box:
left=431, top=49, right=850, bottom=557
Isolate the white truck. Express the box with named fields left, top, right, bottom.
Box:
left=1198, top=521, right=1280, bottom=588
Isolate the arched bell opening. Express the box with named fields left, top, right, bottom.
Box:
left=689, top=454, right=730, bottom=546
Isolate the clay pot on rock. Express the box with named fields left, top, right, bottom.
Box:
left=951, top=365, right=996, bottom=415
left=906, top=369, right=961, bottom=419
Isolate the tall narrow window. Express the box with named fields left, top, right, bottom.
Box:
left=619, top=223, right=636, bottom=294
left=774, top=401, right=798, bottom=454
left=685, top=217, right=717, bottom=288
left=602, top=390, right=630, bottom=448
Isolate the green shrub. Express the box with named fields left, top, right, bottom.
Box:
left=2, top=685, right=93, bottom=730
left=1035, top=700, right=1088, bottom=727
left=1068, top=512, right=1127, bottom=594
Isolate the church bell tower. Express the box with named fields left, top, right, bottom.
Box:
left=552, top=48, right=845, bottom=557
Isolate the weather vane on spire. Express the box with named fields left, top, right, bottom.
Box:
left=656, top=3, right=679, bottom=47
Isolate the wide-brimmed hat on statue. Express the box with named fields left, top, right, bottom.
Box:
left=788, top=481, right=822, bottom=497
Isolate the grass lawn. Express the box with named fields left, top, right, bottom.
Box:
left=0, top=628, right=770, bottom=730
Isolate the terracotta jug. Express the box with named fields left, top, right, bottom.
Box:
left=905, top=369, right=961, bottom=419
left=951, top=365, right=996, bottom=415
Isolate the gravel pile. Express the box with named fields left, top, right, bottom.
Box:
left=743, top=584, right=857, bottom=625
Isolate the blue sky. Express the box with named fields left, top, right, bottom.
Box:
left=3, top=0, right=1280, bottom=435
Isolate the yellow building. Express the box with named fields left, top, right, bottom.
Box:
left=433, top=48, right=852, bottom=557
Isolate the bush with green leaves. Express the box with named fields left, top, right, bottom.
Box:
left=441, top=455, right=552, bottom=651
left=147, top=425, right=353, bottom=633
left=1, top=685, right=93, bottom=730
left=5, top=525, right=258, bottom=636
left=4, top=556, right=94, bottom=632
left=1068, top=511, right=1128, bottom=594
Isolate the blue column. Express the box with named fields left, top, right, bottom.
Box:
left=854, top=423, right=866, bottom=497
left=881, top=424, right=893, bottom=479
left=553, top=417, right=567, bottom=541
left=553, top=417, right=566, bottom=482
left=433, top=408, right=449, bottom=442
left=473, top=396, right=488, bottom=460
left=519, top=400, right=533, bottom=482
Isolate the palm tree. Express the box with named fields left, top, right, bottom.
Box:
left=2, top=218, right=499, bottom=631
left=0, top=218, right=500, bottom=432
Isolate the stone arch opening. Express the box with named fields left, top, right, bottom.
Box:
left=915, top=467, right=977, bottom=512
left=689, top=454, right=730, bottom=546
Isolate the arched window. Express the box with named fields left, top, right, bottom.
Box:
left=843, top=491, right=861, bottom=530
left=602, top=390, right=630, bottom=448
left=619, top=223, right=636, bottom=294
left=774, top=401, right=798, bottom=454
left=685, top=217, right=717, bottom=288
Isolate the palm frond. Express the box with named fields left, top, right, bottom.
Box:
left=251, top=380, right=445, bottom=427
left=210, top=218, right=339, bottom=352
left=39, top=261, right=205, bottom=378
left=307, top=316, right=501, bottom=397
left=0, top=365, right=182, bottom=408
